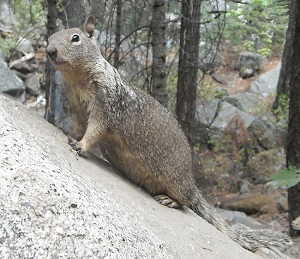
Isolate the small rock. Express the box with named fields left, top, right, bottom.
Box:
left=292, top=216, right=300, bottom=230
left=16, top=38, right=34, bottom=54
left=10, top=61, right=31, bottom=74
left=277, top=197, right=289, bottom=213
left=25, top=73, right=40, bottom=96
left=235, top=51, right=266, bottom=71
left=239, top=66, right=255, bottom=79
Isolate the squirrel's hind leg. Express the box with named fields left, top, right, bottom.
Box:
left=155, top=195, right=181, bottom=208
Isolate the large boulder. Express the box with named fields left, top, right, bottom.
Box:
left=195, top=95, right=282, bottom=155
left=0, top=95, right=261, bottom=258
left=196, top=100, right=255, bottom=151
left=222, top=92, right=264, bottom=115
left=249, top=63, right=281, bottom=97
left=211, top=101, right=255, bottom=130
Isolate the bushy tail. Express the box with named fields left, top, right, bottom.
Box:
left=229, top=223, right=293, bottom=252
left=189, top=190, right=292, bottom=252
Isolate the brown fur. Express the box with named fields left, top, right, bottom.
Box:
left=47, top=16, right=292, bottom=252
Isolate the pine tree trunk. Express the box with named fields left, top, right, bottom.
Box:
left=113, top=0, right=122, bottom=69
left=284, top=0, right=300, bottom=237
left=176, top=0, right=201, bottom=148
left=273, top=5, right=294, bottom=110
left=45, top=0, right=58, bottom=125
left=150, top=0, right=168, bottom=107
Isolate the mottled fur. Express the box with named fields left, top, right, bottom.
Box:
left=47, top=16, right=292, bottom=252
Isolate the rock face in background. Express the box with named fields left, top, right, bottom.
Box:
left=0, top=0, right=16, bottom=35
left=0, top=95, right=262, bottom=259
left=196, top=63, right=283, bottom=161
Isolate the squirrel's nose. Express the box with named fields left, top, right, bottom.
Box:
left=46, top=44, right=57, bottom=60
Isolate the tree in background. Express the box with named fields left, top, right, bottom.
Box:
left=45, top=0, right=58, bottom=125
left=150, top=0, right=168, bottom=107
left=224, top=0, right=288, bottom=56
left=282, top=0, right=300, bottom=237
left=273, top=0, right=292, bottom=110
left=176, top=0, right=201, bottom=150
left=113, top=0, right=122, bottom=69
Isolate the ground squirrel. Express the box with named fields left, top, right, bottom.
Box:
left=47, top=16, right=292, bottom=252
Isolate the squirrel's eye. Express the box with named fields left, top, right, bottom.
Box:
left=71, top=34, right=80, bottom=43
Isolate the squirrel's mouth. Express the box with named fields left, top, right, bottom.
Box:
left=47, top=55, right=67, bottom=66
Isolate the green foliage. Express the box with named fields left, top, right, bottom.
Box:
left=0, top=37, right=15, bottom=58
left=13, top=0, right=44, bottom=26
left=224, top=0, right=288, bottom=56
left=0, top=0, right=46, bottom=60
left=272, top=166, right=300, bottom=188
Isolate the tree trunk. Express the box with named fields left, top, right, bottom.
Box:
left=113, top=0, right=122, bottom=69
left=285, top=0, right=300, bottom=237
left=45, top=0, right=58, bottom=125
left=176, top=0, right=201, bottom=148
left=273, top=3, right=293, bottom=110
left=150, top=0, right=168, bottom=107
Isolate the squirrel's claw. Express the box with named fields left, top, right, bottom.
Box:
left=68, top=136, right=87, bottom=157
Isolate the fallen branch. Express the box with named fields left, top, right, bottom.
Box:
left=9, top=52, right=35, bottom=69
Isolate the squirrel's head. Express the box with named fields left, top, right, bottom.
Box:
left=47, top=16, right=99, bottom=72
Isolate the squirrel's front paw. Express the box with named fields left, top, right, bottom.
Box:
left=68, top=136, right=87, bottom=157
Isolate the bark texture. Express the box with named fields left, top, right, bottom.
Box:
left=285, top=0, right=300, bottom=237
left=45, top=0, right=58, bottom=124
left=150, top=0, right=168, bottom=107
left=176, top=0, right=201, bottom=147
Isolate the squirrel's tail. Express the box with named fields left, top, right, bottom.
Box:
left=189, top=190, right=292, bottom=252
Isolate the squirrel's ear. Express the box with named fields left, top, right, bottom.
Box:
left=81, top=16, right=96, bottom=38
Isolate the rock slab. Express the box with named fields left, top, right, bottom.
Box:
left=0, top=95, right=261, bottom=259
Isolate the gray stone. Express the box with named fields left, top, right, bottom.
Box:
left=0, top=58, right=25, bottom=102
left=217, top=208, right=262, bottom=229
left=249, top=63, right=281, bottom=97
left=235, top=51, right=267, bottom=71
left=0, top=1, right=16, bottom=34
left=25, top=73, right=40, bottom=96
left=240, top=66, right=255, bottom=79
left=211, top=101, right=255, bottom=130
left=10, top=61, right=32, bottom=74
left=16, top=38, right=34, bottom=54
left=196, top=99, right=220, bottom=127
left=0, top=95, right=261, bottom=259
left=248, top=117, right=278, bottom=150
left=292, top=216, right=300, bottom=230
left=223, top=92, right=263, bottom=115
